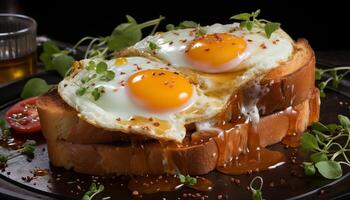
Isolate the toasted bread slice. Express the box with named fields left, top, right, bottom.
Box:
left=39, top=89, right=319, bottom=175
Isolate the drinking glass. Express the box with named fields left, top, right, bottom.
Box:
left=0, top=14, right=37, bottom=84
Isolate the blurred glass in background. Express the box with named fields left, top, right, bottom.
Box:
left=0, top=13, right=37, bottom=84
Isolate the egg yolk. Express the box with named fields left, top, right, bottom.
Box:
left=127, top=69, right=193, bottom=112
left=186, top=33, right=247, bottom=72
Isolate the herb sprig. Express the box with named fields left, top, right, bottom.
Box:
left=166, top=20, right=207, bottom=36
left=75, top=61, right=115, bottom=101
left=0, top=140, right=37, bottom=167
left=301, top=115, right=350, bottom=179
left=178, top=174, right=197, bottom=186
left=250, top=176, right=263, bottom=200
left=230, top=9, right=280, bottom=38
left=0, top=119, right=11, bottom=142
left=316, top=66, right=350, bottom=97
left=82, top=182, right=105, bottom=200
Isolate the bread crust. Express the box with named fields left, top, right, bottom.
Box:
left=38, top=89, right=319, bottom=175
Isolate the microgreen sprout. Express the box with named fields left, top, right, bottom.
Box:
left=230, top=9, right=280, bottom=38
left=0, top=139, right=36, bottom=167
left=178, top=174, right=197, bottom=186
left=81, top=182, right=105, bottom=200
left=249, top=176, right=263, bottom=200
left=301, top=115, right=350, bottom=179
left=315, top=66, right=350, bottom=97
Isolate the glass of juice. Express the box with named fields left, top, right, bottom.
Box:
left=0, top=14, right=37, bottom=84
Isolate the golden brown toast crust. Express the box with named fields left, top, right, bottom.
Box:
left=38, top=89, right=319, bottom=175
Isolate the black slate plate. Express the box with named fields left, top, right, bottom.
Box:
left=0, top=59, right=350, bottom=199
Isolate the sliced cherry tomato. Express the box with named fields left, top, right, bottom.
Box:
left=5, top=96, right=41, bottom=133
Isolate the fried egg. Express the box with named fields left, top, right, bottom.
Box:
left=58, top=57, right=227, bottom=142
left=58, top=23, right=296, bottom=143
left=132, top=23, right=294, bottom=73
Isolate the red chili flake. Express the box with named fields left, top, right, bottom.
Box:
left=130, top=118, right=135, bottom=121
left=260, top=43, right=267, bottom=49
left=116, top=118, right=121, bottom=121
left=173, top=32, right=180, bottom=36
left=148, top=117, right=153, bottom=121
left=229, top=27, right=239, bottom=32
left=231, top=42, right=236, bottom=45
left=153, top=122, right=160, bottom=127
left=204, top=48, right=210, bottom=51
left=180, top=39, right=187, bottom=43
left=214, top=34, right=223, bottom=41
left=152, top=72, right=156, bottom=76
left=247, top=39, right=253, bottom=42
left=173, top=72, right=179, bottom=75
left=147, top=61, right=151, bottom=64
left=158, top=72, right=165, bottom=76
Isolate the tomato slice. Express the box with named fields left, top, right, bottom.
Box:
left=5, top=97, right=41, bottom=133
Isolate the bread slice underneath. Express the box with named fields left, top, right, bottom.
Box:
left=39, top=89, right=319, bottom=176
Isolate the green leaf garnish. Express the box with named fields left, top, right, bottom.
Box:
left=96, top=62, right=108, bottom=74
left=310, top=152, right=328, bottom=162
left=178, top=174, right=197, bottom=186
left=0, top=155, right=8, bottom=167
left=21, top=78, right=52, bottom=99
left=148, top=41, right=159, bottom=50
left=264, top=22, right=281, bottom=38
left=52, top=53, right=75, bottom=77
left=76, top=87, right=87, bottom=96
left=91, top=87, right=102, bottom=101
left=0, top=119, right=11, bottom=142
left=166, top=20, right=201, bottom=31
left=302, top=115, right=350, bottom=179
left=87, top=61, right=96, bottom=70
left=315, top=161, right=342, bottom=179
left=107, top=16, right=164, bottom=51
left=303, top=162, right=316, bottom=176
left=338, top=115, right=350, bottom=129
left=100, top=71, right=115, bottom=81
left=249, top=176, right=263, bottom=200
left=20, top=140, right=36, bottom=158
left=301, top=132, right=319, bottom=152
left=230, top=9, right=280, bottom=38
left=82, top=182, right=105, bottom=200
left=39, top=41, right=60, bottom=70
left=316, top=66, right=350, bottom=97
left=0, top=139, right=37, bottom=167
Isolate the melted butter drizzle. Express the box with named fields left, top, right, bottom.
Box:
left=281, top=107, right=301, bottom=147
left=214, top=85, right=287, bottom=175
left=128, top=175, right=213, bottom=194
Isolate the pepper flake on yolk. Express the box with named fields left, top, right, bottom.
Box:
left=127, top=69, right=193, bottom=112
left=186, top=33, right=249, bottom=73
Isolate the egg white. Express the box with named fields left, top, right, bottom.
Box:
left=132, top=23, right=294, bottom=73
left=58, top=57, right=227, bottom=142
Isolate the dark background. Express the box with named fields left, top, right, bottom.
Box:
left=1, top=0, right=349, bottom=50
